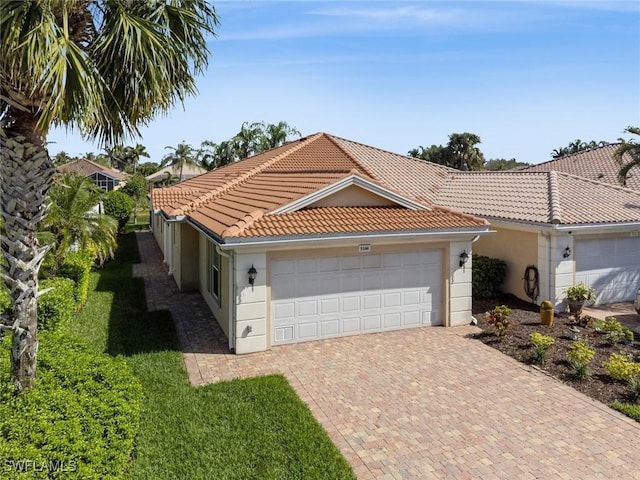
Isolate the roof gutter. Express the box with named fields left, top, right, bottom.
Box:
left=219, top=227, right=491, bottom=250
left=486, top=218, right=640, bottom=235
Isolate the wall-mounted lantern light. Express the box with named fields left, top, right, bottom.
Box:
left=563, top=246, right=571, bottom=259
left=248, top=265, right=258, bottom=287
left=459, top=251, right=469, bottom=268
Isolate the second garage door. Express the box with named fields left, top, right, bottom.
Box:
left=575, top=236, right=640, bottom=304
left=271, top=250, right=442, bottom=345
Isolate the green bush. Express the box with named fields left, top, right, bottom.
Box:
left=530, top=332, right=555, bottom=365
left=58, top=251, right=95, bottom=309
left=484, top=305, right=512, bottom=338
left=472, top=255, right=507, bottom=298
left=38, top=278, right=77, bottom=333
left=567, top=340, right=596, bottom=379
left=0, top=333, right=142, bottom=479
left=0, top=287, right=9, bottom=316
left=103, top=191, right=134, bottom=231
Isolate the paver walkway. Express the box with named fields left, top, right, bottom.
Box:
left=134, top=232, right=640, bottom=479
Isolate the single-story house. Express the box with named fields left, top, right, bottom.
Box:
left=58, top=158, right=127, bottom=191
left=518, top=144, right=640, bottom=191
left=146, top=163, right=208, bottom=184
left=151, top=133, right=640, bottom=353
left=151, top=133, right=491, bottom=353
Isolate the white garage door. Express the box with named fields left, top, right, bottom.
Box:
left=271, top=250, right=442, bottom=345
left=575, top=237, right=640, bottom=304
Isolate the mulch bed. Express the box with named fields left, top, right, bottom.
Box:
left=471, top=295, right=640, bottom=406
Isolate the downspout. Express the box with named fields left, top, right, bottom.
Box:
left=216, top=246, right=236, bottom=353
left=541, top=231, right=553, bottom=303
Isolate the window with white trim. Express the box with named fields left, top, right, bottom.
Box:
left=207, top=242, right=221, bottom=305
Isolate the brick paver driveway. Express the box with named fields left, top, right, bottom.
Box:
left=135, top=232, right=640, bottom=479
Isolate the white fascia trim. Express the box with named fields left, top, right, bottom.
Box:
left=220, top=227, right=491, bottom=249
left=488, top=218, right=640, bottom=235
left=270, top=174, right=428, bottom=214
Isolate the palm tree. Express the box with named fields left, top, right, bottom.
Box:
left=0, top=0, right=217, bottom=392
left=162, top=142, right=198, bottom=182
left=124, top=143, right=149, bottom=173
left=259, top=121, right=301, bottom=151
left=446, top=133, right=485, bottom=170
left=232, top=122, right=263, bottom=159
left=615, top=126, right=640, bottom=186
left=43, top=173, right=117, bottom=272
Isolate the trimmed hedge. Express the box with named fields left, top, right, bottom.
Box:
left=58, top=251, right=95, bottom=309
left=611, top=402, right=640, bottom=422
left=0, top=333, right=142, bottom=479
left=1, top=276, right=79, bottom=334
left=38, top=278, right=77, bottom=333
left=103, top=191, right=134, bottom=231
left=472, top=254, right=507, bottom=299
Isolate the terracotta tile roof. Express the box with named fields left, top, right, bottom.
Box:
left=435, top=171, right=640, bottom=225
left=152, top=132, right=640, bottom=239
left=58, top=158, right=126, bottom=180
left=228, top=206, right=487, bottom=238
left=330, top=135, right=454, bottom=203
left=520, top=144, right=640, bottom=191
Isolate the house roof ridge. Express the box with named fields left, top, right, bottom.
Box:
left=548, top=171, right=562, bottom=224
left=328, top=133, right=459, bottom=172
left=524, top=143, right=624, bottom=169
left=176, top=133, right=324, bottom=215
left=324, top=133, right=378, bottom=179
left=555, top=170, right=640, bottom=196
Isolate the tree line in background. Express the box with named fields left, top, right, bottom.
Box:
left=52, top=120, right=301, bottom=180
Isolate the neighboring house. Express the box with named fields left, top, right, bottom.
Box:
left=519, top=144, right=640, bottom=191
left=151, top=133, right=640, bottom=353
left=146, top=163, right=208, bottom=184
left=151, top=133, right=491, bottom=353
left=434, top=171, right=640, bottom=308
left=58, top=158, right=126, bottom=191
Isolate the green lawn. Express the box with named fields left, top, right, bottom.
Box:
left=71, top=233, right=355, bottom=480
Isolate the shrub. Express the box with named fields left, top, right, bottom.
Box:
left=604, top=353, right=640, bottom=400
left=38, top=278, right=77, bottom=333
left=0, top=333, right=142, bottom=479
left=594, top=316, right=634, bottom=345
left=58, top=251, right=95, bottom=309
left=530, top=332, right=555, bottom=365
left=472, top=255, right=507, bottom=299
left=103, top=190, right=134, bottom=231
left=567, top=340, right=596, bottom=379
left=485, top=305, right=512, bottom=338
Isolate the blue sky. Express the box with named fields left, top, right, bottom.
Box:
left=48, top=0, right=640, bottom=165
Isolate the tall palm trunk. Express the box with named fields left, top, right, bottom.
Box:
left=0, top=121, right=55, bottom=393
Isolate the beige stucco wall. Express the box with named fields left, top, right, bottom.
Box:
left=309, top=185, right=396, bottom=208
left=474, top=227, right=537, bottom=302
left=198, top=233, right=231, bottom=340
left=234, top=252, right=267, bottom=354
left=177, top=223, right=199, bottom=291
left=152, top=213, right=164, bottom=257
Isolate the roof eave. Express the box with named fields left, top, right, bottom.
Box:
left=220, top=226, right=492, bottom=250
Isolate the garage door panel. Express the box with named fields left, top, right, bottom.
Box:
left=271, top=250, right=443, bottom=345
left=576, top=237, right=640, bottom=304
left=342, top=296, right=361, bottom=312
left=363, top=294, right=381, bottom=310
left=342, top=275, right=361, bottom=292
left=384, top=292, right=402, bottom=307
left=298, top=300, right=318, bottom=317
left=363, top=314, right=381, bottom=331
left=363, top=255, right=382, bottom=269
left=384, top=312, right=402, bottom=328
left=319, top=257, right=340, bottom=272
left=362, top=272, right=382, bottom=290
left=403, top=311, right=420, bottom=326
left=320, top=298, right=339, bottom=314
left=298, top=322, right=317, bottom=339
left=274, top=302, right=295, bottom=320
left=320, top=319, right=340, bottom=336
